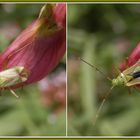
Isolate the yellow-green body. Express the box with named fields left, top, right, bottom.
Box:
left=112, top=60, right=140, bottom=87
left=0, top=66, right=28, bottom=88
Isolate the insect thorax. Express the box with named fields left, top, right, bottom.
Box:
left=112, top=73, right=132, bottom=87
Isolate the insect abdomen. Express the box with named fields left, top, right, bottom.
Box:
left=132, top=71, right=140, bottom=79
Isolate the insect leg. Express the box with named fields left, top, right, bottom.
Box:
left=0, top=92, right=1, bottom=96
left=20, top=85, right=24, bottom=91
left=93, top=86, right=114, bottom=125
left=113, top=67, right=121, bottom=75
left=9, top=89, right=19, bottom=99
left=127, top=87, right=132, bottom=95
left=0, top=88, right=5, bottom=96
left=133, top=86, right=140, bottom=93
left=125, top=57, right=129, bottom=68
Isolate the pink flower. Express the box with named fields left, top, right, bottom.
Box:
left=119, top=42, right=140, bottom=88
left=120, top=42, right=140, bottom=71
left=0, top=4, right=66, bottom=89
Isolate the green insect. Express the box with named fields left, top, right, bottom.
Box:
left=80, top=58, right=140, bottom=124
left=0, top=66, right=28, bottom=98
left=112, top=60, right=140, bottom=87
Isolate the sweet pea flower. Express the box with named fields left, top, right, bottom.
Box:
left=120, top=42, right=140, bottom=71
left=119, top=42, right=140, bottom=89
left=0, top=3, right=66, bottom=89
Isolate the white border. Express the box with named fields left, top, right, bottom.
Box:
left=66, top=2, right=68, bottom=137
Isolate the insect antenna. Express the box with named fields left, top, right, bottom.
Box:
left=79, top=57, right=114, bottom=124
left=80, top=57, right=112, bottom=81
left=93, top=85, right=114, bottom=125
left=9, top=89, right=19, bottom=98
left=127, top=87, right=132, bottom=95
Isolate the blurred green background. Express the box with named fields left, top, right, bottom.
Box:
left=68, top=4, right=140, bottom=136
left=0, top=4, right=66, bottom=136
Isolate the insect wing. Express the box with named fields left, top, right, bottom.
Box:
left=126, top=77, right=140, bottom=86
left=121, top=60, right=140, bottom=86
left=0, top=66, right=27, bottom=88
left=0, top=77, right=20, bottom=87
left=122, top=60, right=140, bottom=75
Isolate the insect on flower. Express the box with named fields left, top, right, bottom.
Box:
left=80, top=42, right=140, bottom=124
left=0, top=3, right=66, bottom=97
left=0, top=66, right=29, bottom=98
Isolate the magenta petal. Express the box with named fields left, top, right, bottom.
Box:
left=120, top=42, right=140, bottom=71
left=120, top=42, right=140, bottom=88
left=53, top=4, right=66, bottom=27
left=127, top=43, right=140, bottom=66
